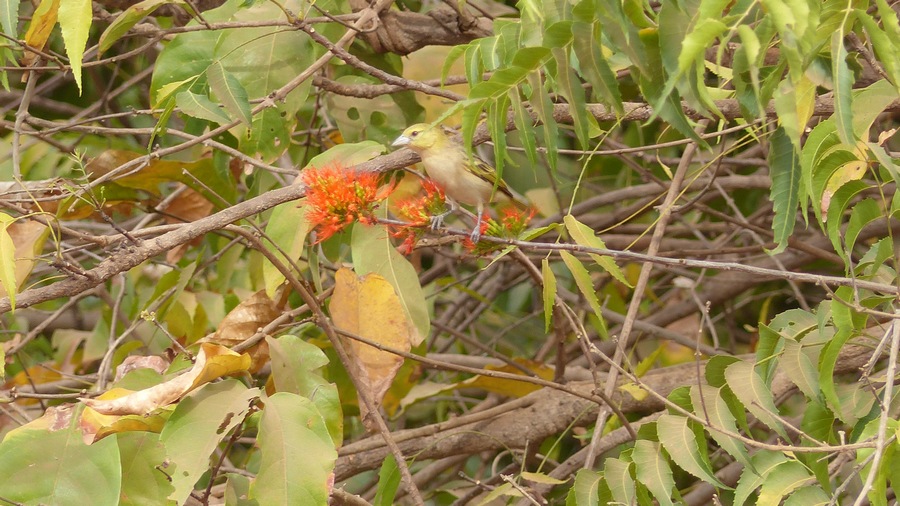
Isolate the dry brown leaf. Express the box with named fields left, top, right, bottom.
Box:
left=329, top=268, right=412, bottom=427
left=79, top=343, right=250, bottom=415
left=163, top=188, right=215, bottom=263
left=201, top=289, right=284, bottom=372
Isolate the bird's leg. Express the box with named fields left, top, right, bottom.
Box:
left=430, top=198, right=456, bottom=231
left=469, top=203, right=485, bottom=242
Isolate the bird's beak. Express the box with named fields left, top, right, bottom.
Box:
left=391, top=135, right=410, bottom=147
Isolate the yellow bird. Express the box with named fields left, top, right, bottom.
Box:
left=391, top=123, right=520, bottom=241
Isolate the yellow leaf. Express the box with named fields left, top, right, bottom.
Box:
left=618, top=382, right=649, bottom=401
left=21, top=0, right=60, bottom=66
left=0, top=216, right=50, bottom=308
left=821, top=159, right=867, bottom=219
left=463, top=360, right=554, bottom=398
left=330, top=268, right=411, bottom=424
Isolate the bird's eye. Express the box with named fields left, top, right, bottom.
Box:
left=410, top=130, right=419, bottom=137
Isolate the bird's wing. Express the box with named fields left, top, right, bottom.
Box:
left=469, top=155, right=515, bottom=199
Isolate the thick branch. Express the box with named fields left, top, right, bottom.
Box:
left=334, top=344, right=875, bottom=479
left=348, top=0, right=491, bottom=55
left=0, top=185, right=307, bottom=314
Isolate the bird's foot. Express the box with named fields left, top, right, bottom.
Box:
left=430, top=211, right=451, bottom=231
left=469, top=226, right=482, bottom=243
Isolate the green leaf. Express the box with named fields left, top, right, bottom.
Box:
left=160, top=380, right=259, bottom=503
left=572, top=21, right=623, bottom=114
left=851, top=80, right=900, bottom=139
left=632, top=440, right=674, bottom=506
left=208, top=61, right=252, bottom=126
left=689, top=385, right=752, bottom=468
left=0, top=410, right=122, bottom=504
left=442, top=44, right=469, bottom=85
left=831, top=32, right=855, bottom=145
left=824, top=180, right=868, bottom=258
left=733, top=450, right=789, bottom=505
left=527, top=71, right=559, bottom=173
left=783, top=486, right=831, bottom=506
left=306, top=140, right=386, bottom=169
left=733, top=24, right=763, bottom=119
left=767, top=127, right=801, bottom=254
left=351, top=222, right=431, bottom=346
left=57, top=0, right=91, bottom=94
left=488, top=93, right=511, bottom=181
left=724, top=360, right=788, bottom=439
left=373, top=455, right=401, bottom=506
left=0, top=0, right=19, bottom=39
left=637, top=27, right=706, bottom=144
left=249, top=393, right=337, bottom=505
left=118, top=432, right=174, bottom=505
left=560, top=250, right=608, bottom=338
left=464, top=43, right=484, bottom=87
left=563, top=214, right=631, bottom=286
left=262, top=201, right=310, bottom=297
left=678, top=19, right=727, bottom=76
left=855, top=12, right=900, bottom=89
left=551, top=45, right=597, bottom=148
left=603, top=458, right=635, bottom=505
left=773, top=75, right=816, bottom=149
left=510, top=88, right=539, bottom=167
left=267, top=335, right=342, bottom=446
left=758, top=461, right=815, bottom=504
left=469, top=66, right=530, bottom=100
left=856, top=418, right=898, bottom=506
left=779, top=338, right=820, bottom=401
left=657, top=414, right=727, bottom=488
left=799, top=118, right=839, bottom=216
left=819, top=327, right=853, bottom=422
left=567, top=469, right=603, bottom=506
left=176, top=90, right=232, bottom=124
left=240, top=108, right=292, bottom=161
left=224, top=473, right=254, bottom=506
left=151, top=32, right=216, bottom=106
left=99, top=0, right=179, bottom=54
left=705, top=355, right=741, bottom=387
left=875, top=0, right=900, bottom=42
left=810, top=147, right=857, bottom=227
left=542, top=258, right=556, bottom=333
left=845, top=198, right=882, bottom=261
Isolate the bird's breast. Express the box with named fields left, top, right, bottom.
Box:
left=420, top=152, right=493, bottom=207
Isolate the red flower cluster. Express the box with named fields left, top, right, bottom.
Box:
left=301, top=164, right=393, bottom=242
left=463, top=206, right=536, bottom=254
left=499, top=207, right=536, bottom=237
left=391, top=180, right=447, bottom=255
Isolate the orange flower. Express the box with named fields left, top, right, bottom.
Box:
left=499, top=207, right=536, bottom=237
left=462, top=216, right=491, bottom=252
left=390, top=179, right=449, bottom=255
left=463, top=207, right=535, bottom=254
left=301, top=164, right=393, bottom=242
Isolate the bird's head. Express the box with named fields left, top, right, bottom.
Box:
left=391, top=124, right=449, bottom=152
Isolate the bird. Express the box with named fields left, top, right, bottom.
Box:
left=391, top=123, right=522, bottom=242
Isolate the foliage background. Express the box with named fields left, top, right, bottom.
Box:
left=0, top=0, right=899, bottom=504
